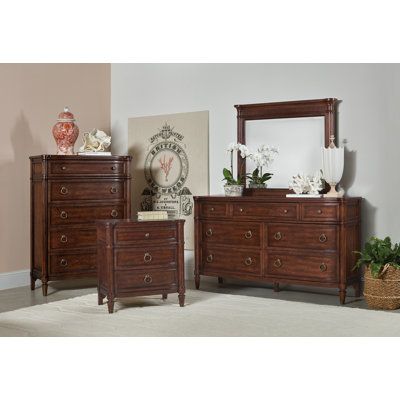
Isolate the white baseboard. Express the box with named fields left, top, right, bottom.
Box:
left=0, top=269, right=31, bottom=291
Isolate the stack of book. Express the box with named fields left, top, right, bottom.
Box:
left=137, top=211, right=169, bottom=221
left=77, top=151, right=112, bottom=156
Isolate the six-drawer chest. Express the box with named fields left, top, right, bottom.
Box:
left=194, top=195, right=362, bottom=304
left=30, top=155, right=131, bottom=296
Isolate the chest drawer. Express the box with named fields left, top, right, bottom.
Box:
left=202, top=221, right=261, bottom=247
left=48, top=160, right=125, bottom=176
left=49, top=252, right=97, bottom=275
left=49, top=180, right=125, bottom=201
left=232, top=203, right=298, bottom=220
left=301, top=204, right=339, bottom=222
left=115, top=247, right=177, bottom=269
left=115, top=269, right=177, bottom=291
left=50, top=204, right=125, bottom=225
left=201, top=246, right=262, bottom=276
left=267, top=224, right=337, bottom=251
left=115, top=225, right=177, bottom=244
left=199, top=202, right=227, bottom=218
left=266, top=252, right=337, bottom=282
left=50, top=227, right=97, bottom=249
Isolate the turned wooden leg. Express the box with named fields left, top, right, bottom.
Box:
left=273, top=282, right=280, bottom=292
left=30, top=275, right=36, bottom=291
left=339, top=288, right=347, bottom=305
left=218, top=277, right=224, bottom=284
left=41, top=280, right=48, bottom=296
left=178, top=293, right=185, bottom=307
left=107, top=299, right=114, bottom=314
left=353, top=282, right=361, bottom=298
left=162, top=293, right=168, bottom=301
left=195, top=274, right=200, bottom=290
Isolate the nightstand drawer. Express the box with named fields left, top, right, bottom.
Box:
left=50, top=181, right=125, bottom=201
left=49, top=252, right=97, bottom=275
left=115, top=247, right=177, bottom=269
left=202, top=221, right=261, bottom=247
left=49, top=160, right=125, bottom=176
left=233, top=203, right=297, bottom=219
left=266, top=252, right=337, bottom=282
left=267, top=224, right=337, bottom=251
left=301, top=204, right=339, bottom=222
left=115, top=269, right=177, bottom=291
left=49, top=227, right=97, bottom=249
left=115, top=225, right=177, bottom=244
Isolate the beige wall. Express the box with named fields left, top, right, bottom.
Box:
left=0, top=63, right=110, bottom=274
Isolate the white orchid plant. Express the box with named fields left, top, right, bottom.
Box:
left=288, top=170, right=324, bottom=195
left=223, top=142, right=279, bottom=186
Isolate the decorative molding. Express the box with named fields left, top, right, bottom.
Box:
left=0, top=269, right=31, bottom=291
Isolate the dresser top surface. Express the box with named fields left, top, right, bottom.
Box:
left=194, top=195, right=361, bottom=203
left=30, top=154, right=131, bottom=161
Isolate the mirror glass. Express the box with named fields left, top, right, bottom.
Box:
left=245, top=116, right=325, bottom=188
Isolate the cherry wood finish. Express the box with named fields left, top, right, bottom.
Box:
left=30, top=155, right=131, bottom=295
left=96, top=219, right=185, bottom=313
left=194, top=196, right=361, bottom=304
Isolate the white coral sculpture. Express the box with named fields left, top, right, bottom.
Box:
left=289, top=170, right=323, bottom=195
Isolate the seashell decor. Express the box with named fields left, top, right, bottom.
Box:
left=79, top=128, right=111, bottom=153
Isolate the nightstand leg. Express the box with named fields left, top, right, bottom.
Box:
left=98, top=292, right=104, bottom=305
left=195, top=274, right=200, bottom=290
left=218, top=277, right=224, bottom=284
left=41, top=280, right=48, bottom=296
left=107, top=299, right=114, bottom=314
left=273, top=282, right=280, bottom=292
left=178, top=293, right=185, bottom=307
left=339, top=287, right=347, bottom=305
left=162, top=293, right=168, bottom=301
left=30, top=274, right=36, bottom=290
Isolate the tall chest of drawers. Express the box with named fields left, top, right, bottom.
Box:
left=30, top=155, right=132, bottom=296
left=194, top=195, right=362, bottom=304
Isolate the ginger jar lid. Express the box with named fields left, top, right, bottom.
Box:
left=57, top=106, right=76, bottom=122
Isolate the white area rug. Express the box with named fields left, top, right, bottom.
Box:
left=1, top=290, right=400, bottom=336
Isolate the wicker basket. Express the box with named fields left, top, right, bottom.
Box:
left=364, top=265, right=400, bottom=310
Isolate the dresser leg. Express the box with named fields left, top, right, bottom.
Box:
left=30, top=274, right=36, bottom=290
left=41, top=280, right=48, bottom=296
left=162, top=293, right=168, bottom=301
left=195, top=274, right=200, bottom=290
left=339, top=288, right=347, bottom=305
left=107, top=299, right=114, bottom=314
left=178, top=293, right=185, bottom=307
left=218, top=277, right=224, bottom=284
left=353, top=282, right=361, bottom=298
left=273, top=282, right=280, bottom=292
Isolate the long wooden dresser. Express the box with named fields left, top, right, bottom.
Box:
left=30, top=155, right=131, bottom=296
left=194, top=195, right=362, bottom=304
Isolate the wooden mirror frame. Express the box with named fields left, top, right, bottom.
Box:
left=235, top=98, right=339, bottom=196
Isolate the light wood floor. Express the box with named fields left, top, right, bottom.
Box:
left=0, top=276, right=368, bottom=314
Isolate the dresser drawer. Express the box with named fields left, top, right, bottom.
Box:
left=199, top=202, right=227, bottom=218
left=49, top=180, right=125, bottom=201
left=115, top=269, right=177, bottom=291
left=48, top=160, right=125, bottom=176
left=267, top=224, right=337, bottom=251
left=50, top=204, right=125, bottom=225
left=50, top=227, right=97, bottom=249
left=232, top=203, right=298, bottom=220
left=266, top=252, right=337, bottom=282
left=115, top=225, right=177, bottom=244
left=202, top=222, right=261, bottom=247
left=301, top=204, right=339, bottom=222
left=115, top=247, right=177, bottom=269
left=49, top=252, right=97, bottom=275
left=201, top=246, right=262, bottom=276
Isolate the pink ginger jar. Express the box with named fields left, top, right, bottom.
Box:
left=52, top=106, right=79, bottom=155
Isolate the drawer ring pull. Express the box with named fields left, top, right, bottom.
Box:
left=244, top=230, right=253, bottom=239
left=273, top=258, right=282, bottom=268
left=60, top=235, right=68, bottom=243
left=206, top=254, right=213, bottom=263
left=239, top=208, right=244, bottom=213
left=110, top=187, right=118, bottom=194
left=60, top=258, right=68, bottom=267
left=319, top=234, right=327, bottom=243
left=60, top=211, right=68, bottom=219
left=205, top=228, right=213, bottom=237
left=145, top=233, right=150, bottom=238
left=111, top=165, right=117, bottom=171
left=144, top=253, right=152, bottom=263
left=144, top=274, right=153, bottom=284
left=244, top=257, right=253, bottom=266
left=111, top=209, right=118, bottom=218
left=60, top=186, right=68, bottom=195
left=274, top=232, right=282, bottom=241
left=320, top=263, right=327, bottom=272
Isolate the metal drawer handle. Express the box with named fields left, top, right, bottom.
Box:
left=205, top=228, right=213, bottom=237
left=110, top=187, right=118, bottom=194
left=274, top=232, right=282, bottom=241
left=145, top=233, right=150, bottom=238
left=244, top=230, right=252, bottom=239
left=283, top=209, right=288, bottom=214
left=111, top=165, right=117, bottom=170
left=320, top=263, right=327, bottom=272
left=239, top=208, right=244, bottom=213
left=144, top=252, right=152, bottom=263
left=111, top=209, right=118, bottom=218
left=144, top=274, right=153, bottom=284
left=210, top=207, right=215, bottom=212
left=60, top=186, right=68, bottom=195
left=319, top=234, right=327, bottom=243
left=61, top=165, right=67, bottom=171
left=244, top=257, right=253, bottom=266
left=60, top=258, right=68, bottom=267
left=317, top=209, right=322, bottom=214
left=60, top=211, right=68, bottom=219
left=206, top=254, right=213, bottom=263
left=273, top=258, right=282, bottom=268
left=60, top=235, right=68, bottom=243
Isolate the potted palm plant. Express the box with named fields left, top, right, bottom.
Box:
left=354, top=236, right=400, bottom=310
